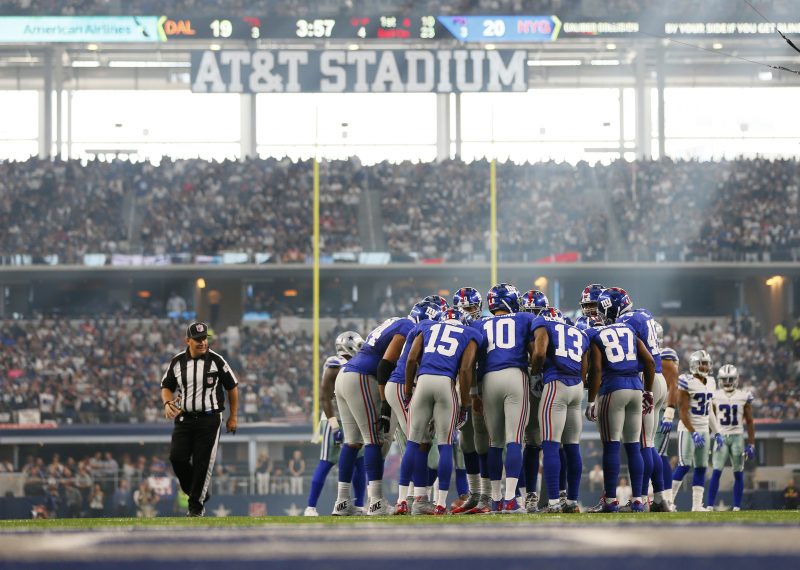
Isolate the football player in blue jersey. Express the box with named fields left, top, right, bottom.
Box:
left=615, top=291, right=669, bottom=512
left=655, top=321, right=679, bottom=510
left=530, top=308, right=590, bottom=513
left=333, top=305, right=422, bottom=516
left=585, top=287, right=655, bottom=513
left=404, top=307, right=482, bottom=514
left=575, top=283, right=605, bottom=331
left=475, top=283, right=536, bottom=513
left=305, top=331, right=367, bottom=516
left=519, top=289, right=550, bottom=512
left=388, top=299, right=443, bottom=515
left=450, top=287, right=490, bottom=514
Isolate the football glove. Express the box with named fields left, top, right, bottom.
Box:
left=691, top=431, right=705, bottom=449
left=642, top=391, right=654, bottom=415
left=744, top=444, right=755, bottom=461
left=375, top=400, right=392, bottom=434
left=329, top=416, right=344, bottom=445
left=585, top=401, right=597, bottom=422
left=455, top=406, right=470, bottom=430
left=660, top=406, right=675, bottom=434
left=530, top=374, right=544, bottom=399
left=713, top=433, right=724, bottom=451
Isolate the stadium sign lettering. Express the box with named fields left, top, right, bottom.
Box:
left=190, top=49, right=527, bottom=93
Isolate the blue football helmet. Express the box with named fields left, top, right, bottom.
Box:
left=409, top=300, right=442, bottom=324
left=520, top=289, right=549, bottom=315
left=453, top=287, right=483, bottom=320
left=580, top=283, right=605, bottom=317
left=422, top=294, right=450, bottom=312
left=596, top=287, right=633, bottom=324
left=438, top=307, right=467, bottom=324
left=487, top=283, right=520, bottom=314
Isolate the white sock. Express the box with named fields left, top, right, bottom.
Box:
left=368, top=480, right=383, bottom=501
left=633, top=496, right=642, bottom=503
left=407, top=483, right=414, bottom=498
left=436, top=489, right=448, bottom=508
left=398, top=485, right=409, bottom=503
left=467, top=474, right=481, bottom=494
left=519, top=486, right=527, bottom=497
left=654, top=491, right=664, bottom=504
left=481, top=477, right=492, bottom=496
left=490, top=480, right=503, bottom=502
left=567, top=499, right=577, bottom=506
left=663, top=488, right=673, bottom=503
left=425, top=486, right=432, bottom=498
left=671, top=480, right=682, bottom=501
left=504, top=477, right=519, bottom=501
left=337, top=482, right=351, bottom=502
left=692, top=485, right=704, bottom=510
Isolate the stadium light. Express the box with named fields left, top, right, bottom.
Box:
left=712, top=42, right=723, bottom=50
left=534, top=276, right=548, bottom=290
left=758, top=71, right=773, bottom=81
left=196, top=278, right=206, bottom=289
left=765, top=276, right=784, bottom=287
left=87, top=43, right=99, bottom=51
left=108, top=61, right=191, bottom=68
left=71, top=61, right=100, bottom=68
left=606, top=43, right=617, bottom=50
left=590, top=59, right=620, bottom=66
left=527, top=59, right=582, bottom=67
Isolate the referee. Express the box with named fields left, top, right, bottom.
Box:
left=161, top=321, right=239, bottom=516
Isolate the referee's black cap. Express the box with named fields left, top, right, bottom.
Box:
left=186, top=321, right=209, bottom=340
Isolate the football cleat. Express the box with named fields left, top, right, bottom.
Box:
left=451, top=493, right=480, bottom=514
left=394, top=500, right=409, bottom=515
left=732, top=506, right=741, bottom=512
left=433, top=505, right=448, bottom=516
left=501, top=498, right=526, bottom=514
left=491, top=499, right=504, bottom=513
left=562, top=502, right=581, bottom=514
left=367, top=497, right=390, bottom=516
left=353, top=506, right=367, bottom=516
left=450, top=493, right=469, bottom=510
left=650, top=500, right=670, bottom=513
left=618, top=500, right=632, bottom=513
left=691, top=505, right=712, bottom=512
left=411, top=498, right=437, bottom=515
left=631, top=500, right=645, bottom=513
left=466, top=495, right=492, bottom=514
left=544, top=502, right=562, bottom=514
left=332, top=499, right=357, bottom=516
left=303, top=506, right=319, bottom=517
left=559, top=490, right=568, bottom=508
left=588, top=497, right=619, bottom=513
left=524, top=492, right=540, bottom=513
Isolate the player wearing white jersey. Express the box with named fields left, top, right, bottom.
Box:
left=706, top=365, right=756, bottom=511
left=671, top=350, right=722, bottom=511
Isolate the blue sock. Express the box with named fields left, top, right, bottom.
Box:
left=455, top=468, right=468, bottom=496
left=337, top=444, right=358, bottom=483
left=692, top=467, right=706, bottom=488
left=541, top=441, right=561, bottom=501
left=603, top=441, right=621, bottom=498
left=478, top=452, right=489, bottom=479
left=624, top=442, right=644, bottom=497
left=505, top=442, right=523, bottom=486
left=364, top=444, right=384, bottom=484
left=524, top=445, right=540, bottom=493
left=707, top=469, right=722, bottom=507
left=563, top=443, right=582, bottom=501
left=650, top=448, right=664, bottom=493
left=438, top=444, right=454, bottom=491
left=308, top=460, right=334, bottom=508
left=410, top=443, right=428, bottom=490
left=559, top=446, right=567, bottom=492
left=672, top=464, right=690, bottom=483
left=463, top=451, right=479, bottom=475
left=733, top=471, right=744, bottom=508
left=352, top=455, right=366, bottom=507
left=428, top=466, right=437, bottom=487
left=661, top=454, right=673, bottom=490
left=641, top=446, right=653, bottom=497
left=399, top=444, right=415, bottom=487
left=488, top=447, right=504, bottom=483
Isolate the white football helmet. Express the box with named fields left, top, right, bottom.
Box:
left=335, top=331, right=364, bottom=359
left=718, top=364, right=739, bottom=392
left=654, top=321, right=664, bottom=345
left=689, top=350, right=712, bottom=377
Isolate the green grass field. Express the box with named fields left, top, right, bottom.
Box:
left=0, top=510, right=797, bottom=530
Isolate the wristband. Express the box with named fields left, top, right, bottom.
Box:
left=328, top=416, right=339, bottom=430
left=662, top=406, right=675, bottom=422
left=470, top=386, right=479, bottom=396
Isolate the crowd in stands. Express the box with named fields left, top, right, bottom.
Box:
left=1, top=0, right=793, bottom=19
left=4, top=156, right=800, bottom=264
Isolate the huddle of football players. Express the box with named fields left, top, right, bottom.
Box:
left=306, top=282, right=757, bottom=515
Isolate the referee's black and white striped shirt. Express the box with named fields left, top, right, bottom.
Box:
left=160, top=349, right=238, bottom=413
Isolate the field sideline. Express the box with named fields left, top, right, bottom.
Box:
left=0, top=509, right=798, bottom=529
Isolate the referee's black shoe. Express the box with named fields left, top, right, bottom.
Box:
left=187, top=507, right=205, bottom=517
